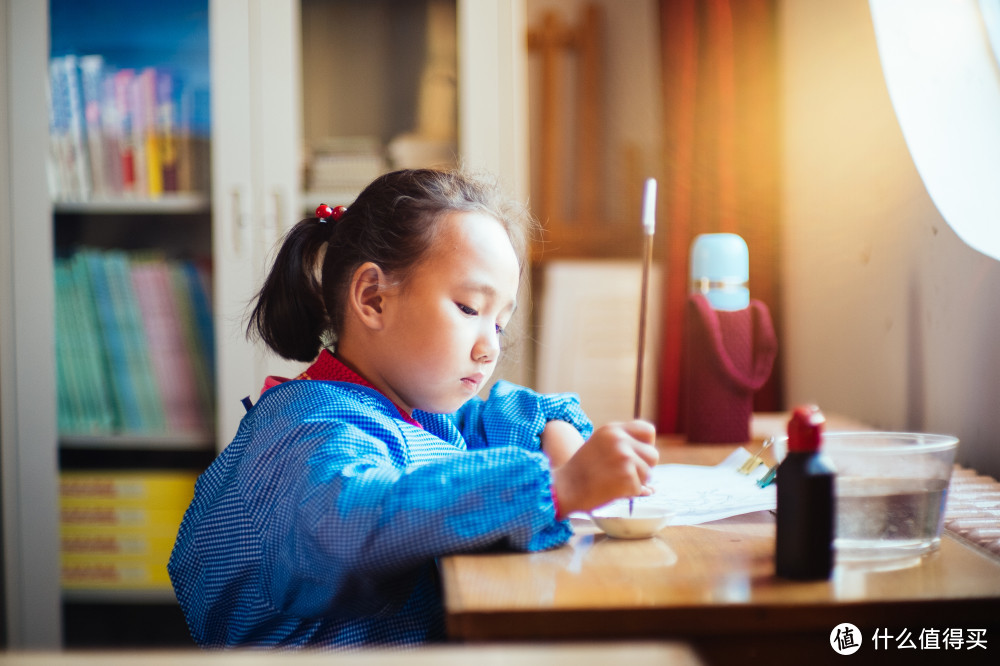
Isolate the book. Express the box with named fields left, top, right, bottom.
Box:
left=83, top=250, right=135, bottom=431
left=172, top=260, right=215, bottom=428
left=78, top=55, right=108, bottom=198
left=157, top=70, right=179, bottom=192
left=68, top=252, right=117, bottom=433
left=131, top=255, right=207, bottom=435
left=59, top=470, right=198, bottom=592
left=113, top=69, right=137, bottom=196
left=61, top=530, right=178, bottom=558
left=48, top=56, right=77, bottom=200
left=84, top=249, right=168, bottom=433
left=60, top=470, right=199, bottom=507
left=61, top=558, right=173, bottom=591
left=56, top=257, right=114, bottom=434
left=106, top=251, right=166, bottom=432
left=60, top=504, right=187, bottom=530
left=58, top=55, right=91, bottom=201
left=56, top=249, right=216, bottom=439
left=99, top=67, right=125, bottom=195
left=136, top=68, right=162, bottom=197
left=54, top=259, right=82, bottom=433
left=47, top=56, right=208, bottom=202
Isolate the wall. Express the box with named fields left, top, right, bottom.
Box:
left=780, top=0, right=1000, bottom=477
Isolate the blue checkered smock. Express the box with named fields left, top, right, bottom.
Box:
left=168, top=379, right=592, bottom=649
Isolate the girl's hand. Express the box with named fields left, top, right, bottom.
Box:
left=540, top=419, right=585, bottom=468
left=550, top=421, right=658, bottom=518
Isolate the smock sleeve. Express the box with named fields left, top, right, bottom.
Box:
left=260, top=412, right=569, bottom=620
left=448, top=380, right=593, bottom=452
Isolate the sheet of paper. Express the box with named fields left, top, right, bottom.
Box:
left=576, top=448, right=776, bottom=526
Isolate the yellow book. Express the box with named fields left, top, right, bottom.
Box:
left=60, top=470, right=198, bottom=509
left=139, top=68, right=162, bottom=197
left=61, top=554, right=172, bottom=590
left=61, top=527, right=178, bottom=559
left=145, top=134, right=163, bottom=196
left=58, top=470, right=196, bottom=592
left=59, top=503, right=188, bottom=530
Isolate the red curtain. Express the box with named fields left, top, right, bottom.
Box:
left=657, top=0, right=782, bottom=433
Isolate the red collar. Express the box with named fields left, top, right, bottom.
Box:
left=262, top=350, right=422, bottom=429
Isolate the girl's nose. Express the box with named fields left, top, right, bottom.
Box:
left=473, top=325, right=500, bottom=363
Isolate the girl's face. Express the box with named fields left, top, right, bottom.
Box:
left=370, top=210, right=520, bottom=415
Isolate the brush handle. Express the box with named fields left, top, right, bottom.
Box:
left=632, top=179, right=658, bottom=511
left=634, top=231, right=654, bottom=419
left=633, top=179, right=657, bottom=419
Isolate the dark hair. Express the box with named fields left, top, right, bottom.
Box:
left=247, top=168, right=537, bottom=362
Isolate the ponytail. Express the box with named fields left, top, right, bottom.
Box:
left=246, top=217, right=331, bottom=362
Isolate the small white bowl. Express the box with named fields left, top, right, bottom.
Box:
left=590, top=504, right=672, bottom=539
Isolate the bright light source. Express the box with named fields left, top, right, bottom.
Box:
left=870, top=0, right=1000, bottom=261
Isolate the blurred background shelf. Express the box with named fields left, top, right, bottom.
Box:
left=53, top=194, right=211, bottom=215
left=59, top=433, right=215, bottom=451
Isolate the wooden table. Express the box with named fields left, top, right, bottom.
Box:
left=441, top=443, right=1000, bottom=664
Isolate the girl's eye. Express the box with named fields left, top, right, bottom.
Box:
left=495, top=323, right=505, bottom=336
left=456, top=303, right=477, bottom=316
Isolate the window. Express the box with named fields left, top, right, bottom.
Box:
left=869, top=0, right=1000, bottom=261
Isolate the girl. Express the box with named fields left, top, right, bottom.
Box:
left=168, top=168, right=658, bottom=649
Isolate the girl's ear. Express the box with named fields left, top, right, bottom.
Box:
left=348, top=262, right=387, bottom=330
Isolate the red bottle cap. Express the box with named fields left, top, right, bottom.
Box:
left=787, top=405, right=825, bottom=452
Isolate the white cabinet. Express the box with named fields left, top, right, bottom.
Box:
left=2, top=0, right=62, bottom=648
left=210, top=0, right=305, bottom=444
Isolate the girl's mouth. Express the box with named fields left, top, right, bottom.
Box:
left=461, top=374, right=484, bottom=389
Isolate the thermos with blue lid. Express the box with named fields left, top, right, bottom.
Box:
left=689, top=233, right=750, bottom=311
left=683, top=233, right=777, bottom=443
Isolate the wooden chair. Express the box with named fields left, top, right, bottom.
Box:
left=527, top=3, right=643, bottom=261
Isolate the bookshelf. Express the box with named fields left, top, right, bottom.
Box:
left=43, top=0, right=217, bottom=648
left=2, top=0, right=528, bottom=648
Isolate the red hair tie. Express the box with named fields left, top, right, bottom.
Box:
left=316, top=204, right=347, bottom=223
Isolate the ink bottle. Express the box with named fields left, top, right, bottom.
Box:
left=775, top=405, right=835, bottom=580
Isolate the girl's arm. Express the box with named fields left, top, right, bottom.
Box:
left=541, top=419, right=585, bottom=468
left=446, top=380, right=593, bottom=456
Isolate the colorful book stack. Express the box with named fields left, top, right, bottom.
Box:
left=48, top=54, right=209, bottom=202
left=54, top=248, right=214, bottom=439
left=60, top=470, right=198, bottom=593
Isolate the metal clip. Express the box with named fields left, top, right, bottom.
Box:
left=757, top=464, right=778, bottom=488
left=738, top=437, right=774, bottom=475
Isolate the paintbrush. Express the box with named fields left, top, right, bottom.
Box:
left=631, top=178, right=657, bottom=515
